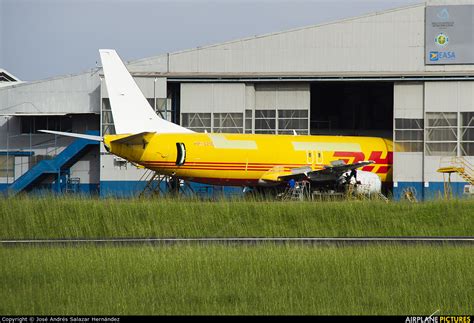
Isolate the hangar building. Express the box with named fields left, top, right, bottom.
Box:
left=1, top=1, right=473, bottom=199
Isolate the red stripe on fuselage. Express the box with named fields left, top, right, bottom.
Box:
left=186, top=177, right=261, bottom=186
left=143, top=161, right=307, bottom=167
left=139, top=150, right=392, bottom=175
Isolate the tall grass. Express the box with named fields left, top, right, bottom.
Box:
left=0, top=244, right=472, bottom=315
left=1, top=196, right=473, bottom=239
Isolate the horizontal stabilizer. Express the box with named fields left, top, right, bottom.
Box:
left=39, top=130, right=103, bottom=142
left=110, top=132, right=155, bottom=145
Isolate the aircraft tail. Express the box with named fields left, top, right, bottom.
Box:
left=99, top=49, right=193, bottom=134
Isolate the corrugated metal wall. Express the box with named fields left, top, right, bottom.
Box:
left=181, top=83, right=310, bottom=112
left=181, top=83, right=246, bottom=113
left=0, top=72, right=100, bottom=115
left=255, top=83, right=309, bottom=110
left=167, top=6, right=426, bottom=74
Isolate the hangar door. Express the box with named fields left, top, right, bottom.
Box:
left=180, top=83, right=246, bottom=133
left=310, top=82, right=393, bottom=139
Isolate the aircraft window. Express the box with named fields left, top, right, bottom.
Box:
left=176, top=143, right=186, bottom=166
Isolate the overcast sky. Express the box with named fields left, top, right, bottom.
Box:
left=0, top=0, right=423, bottom=81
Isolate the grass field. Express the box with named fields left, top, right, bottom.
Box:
left=1, top=197, right=473, bottom=239
left=1, top=197, right=472, bottom=315
left=1, top=244, right=472, bottom=315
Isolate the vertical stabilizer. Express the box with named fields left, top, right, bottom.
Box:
left=99, top=49, right=193, bottom=134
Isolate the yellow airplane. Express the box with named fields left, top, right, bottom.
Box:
left=41, top=50, right=393, bottom=195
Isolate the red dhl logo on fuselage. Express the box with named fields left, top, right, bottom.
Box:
left=333, top=151, right=393, bottom=174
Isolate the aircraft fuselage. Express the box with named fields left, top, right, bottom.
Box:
left=104, top=132, right=393, bottom=187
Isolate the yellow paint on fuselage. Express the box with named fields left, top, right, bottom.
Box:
left=104, top=133, right=393, bottom=186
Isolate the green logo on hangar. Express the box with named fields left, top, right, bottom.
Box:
left=435, top=33, right=449, bottom=47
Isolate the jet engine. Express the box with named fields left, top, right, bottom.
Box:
left=340, top=170, right=382, bottom=195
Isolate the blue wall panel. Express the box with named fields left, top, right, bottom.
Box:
left=3, top=179, right=468, bottom=201
left=100, top=181, right=149, bottom=198
left=29, top=183, right=100, bottom=196
left=100, top=180, right=243, bottom=198
left=423, top=182, right=466, bottom=200
left=393, top=182, right=424, bottom=201
left=394, top=182, right=468, bottom=200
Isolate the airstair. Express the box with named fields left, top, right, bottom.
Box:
left=437, top=157, right=474, bottom=199
left=438, top=157, right=474, bottom=185
left=138, top=169, right=165, bottom=197
left=277, top=181, right=310, bottom=201
left=138, top=169, right=196, bottom=198
left=5, top=131, right=99, bottom=196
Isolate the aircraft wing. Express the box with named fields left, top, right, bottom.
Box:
left=278, top=160, right=374, bottom=182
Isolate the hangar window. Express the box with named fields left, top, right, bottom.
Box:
left=255, top=110, right=276, bottom=134
left=20, top=116, right=72, bottom=134
left=426, top=112, right=458, bottom=156
left=278, top=110, right=309, bottom=135
left=146, top=98, right=171, bottom=121
left=146, top=98, right=155, bottom=109
left=181, top=113, right=211, bottom=133
left=394, top=118, right=424, bottom=152
left=245, top=110, right=253, bottom=134
left=102, top=99, right=116, bottom=135
left=0, top=155, right=14, bottom=178
left=213, top=113, right=243, bottom=133
left=156, top=98, right=172, bottom=122
left=461, top=112, right=474, bottom=156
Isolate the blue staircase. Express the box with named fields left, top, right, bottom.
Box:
left=6, top=131, right=99, bottom=196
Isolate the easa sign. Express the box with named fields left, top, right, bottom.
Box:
left=429, top=51, right=456, bottom=62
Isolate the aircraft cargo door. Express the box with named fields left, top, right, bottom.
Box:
left=176, top=143, right=186, bottom=166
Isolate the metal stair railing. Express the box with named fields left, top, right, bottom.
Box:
left=452, top=157, right=473, bottom=185
left=139, top=170, right=163, bottom=198
left=438, top=156, right=474, bottom=185
left=278, top=181, right=309, bottom=201
left=5, top=131, right=99, bottom=195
